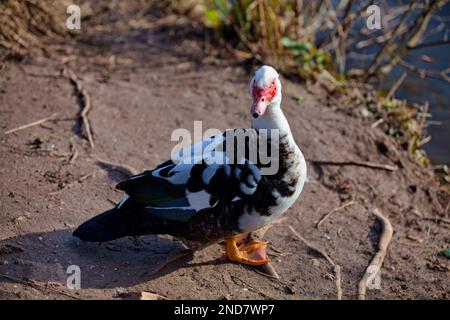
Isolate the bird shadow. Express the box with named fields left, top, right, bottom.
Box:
left=0, top=229, right=224, bottom=290
left=95, top=161, right=134, bottom=183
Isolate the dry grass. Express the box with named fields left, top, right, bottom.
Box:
left=0, top=0, right=69, bottom=54
left=173, top=0, right=449, bottom=82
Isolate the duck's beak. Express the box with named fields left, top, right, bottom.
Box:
left=251, top=97, right=268, bottom=119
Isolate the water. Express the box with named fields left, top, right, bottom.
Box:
left=346, top=1, right=450, bottom=165
left=381, top=45, right=450, bottom=165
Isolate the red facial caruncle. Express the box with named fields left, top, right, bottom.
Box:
left=251, top=79, right=277, bottom=119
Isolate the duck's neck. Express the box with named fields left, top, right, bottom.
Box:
left=252, top=103, right=291, bottom=135
left=252, top=102, right=305, bottom=198
left=252, top=103, right=300, bottom=162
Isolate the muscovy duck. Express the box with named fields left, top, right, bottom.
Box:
left=73, top=66, right=307, bottom=265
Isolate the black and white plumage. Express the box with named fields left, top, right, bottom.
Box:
left=73, top=66, right=307, bottom=254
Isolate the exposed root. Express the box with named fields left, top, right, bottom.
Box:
left=358, top=208, right=393, bottom=300
left=64, top=68, right=95, bottom=149
left=288, top=226, right=342, bottom=300
left=310, top=159, right=397, bottom=172
left=316, top=200, right=357, bottom=228
left=4, top=113, right=58, bottom=135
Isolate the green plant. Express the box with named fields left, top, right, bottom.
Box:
left=281, top=37, right=331, bottom=73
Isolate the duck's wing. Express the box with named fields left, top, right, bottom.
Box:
left=116, top=132, right=264, bottom=223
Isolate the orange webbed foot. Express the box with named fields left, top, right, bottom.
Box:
left=224, top=236, right=269, bottom=266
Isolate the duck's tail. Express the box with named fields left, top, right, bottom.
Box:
left=72, top=197, right=160, bottom=242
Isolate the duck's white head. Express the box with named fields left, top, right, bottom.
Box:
left=249, top=65, right=282, bottom=119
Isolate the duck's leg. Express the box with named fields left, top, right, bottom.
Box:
left=224, top=235, right=269, bottom=266
left=233, top=232, right=252, bottom=246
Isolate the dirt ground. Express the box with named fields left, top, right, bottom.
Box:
left=0, top=3, right=449, bottom=300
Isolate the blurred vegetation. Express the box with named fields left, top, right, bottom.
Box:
left=171, top=0, right=448, bottom=79
left=171, top=0, right=335, bottom=78
left=171, top=0, right=449, bottom=180
left=0, top=0, right=70, bottom=55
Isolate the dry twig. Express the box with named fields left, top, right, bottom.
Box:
left=0, top=273, right=81, bottom=300
left=406, top=235, right=424, bottom=243
left=69, top=149, right=79, bottom=164
left=68, top=137, right=78, bottom=164
left=230, top=275, right=276, bottom=299
left=358, top=208, right=393, bottom=300
left=386, top=72, right=407, bottom=100
left=288, top=226, right=342, bottom=300
left=4, top=113, right=58, bottom=135
left=49, top=170, right=99, bottom=196
left=139, top=291, right=168, bottom=300
left=310, top=159, right=397, bottom=172
left=422, top=216, right=450, bottom=224
left=316, top=200, right=357, bottom=228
